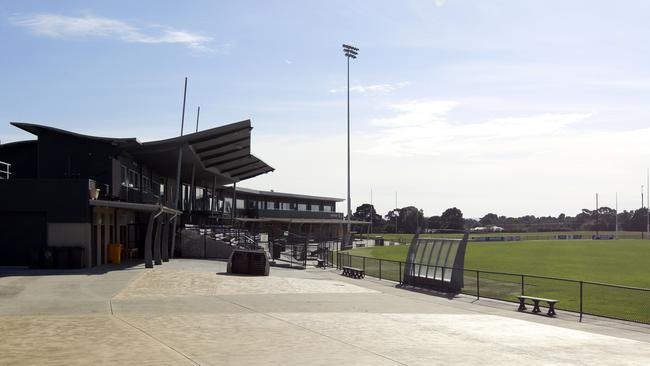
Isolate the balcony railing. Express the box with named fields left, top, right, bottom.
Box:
left=242, top=209, right=344, bottom=220
left=0, top=161, right=10, bottom=180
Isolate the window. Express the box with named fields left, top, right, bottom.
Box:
left=267, top=201, right=277, bottom=210
left=121, top=165, right=127, bottom=186
left=257, top=201, right=266, bottom=209
left=159, top=183, right=165, bottom=196
left=224, top=197, right=232, bottom=213
left=152, top=180, right=160, bottom=196
left=323, top=205, right=333, bottom=212
left=196, top=188, right=204, bottom=199
left=311, top=204, right=321, bottom=212
left=297, top=204, right=307, bottom=211
left=142, top=176, right=150, bottom=193
left=280, top=202, right=291, bottom=210
left=236, top=199, right=245, bottom=209
left=128, top=170, right=139, bottom=189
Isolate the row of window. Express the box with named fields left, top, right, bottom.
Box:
left=120, top=164, right=335, bottom=213
left=255, top=201, right=333, bottom=212
left=216, top=198, right=334, bottom=213
left=120, top=165, right=164, bottom=196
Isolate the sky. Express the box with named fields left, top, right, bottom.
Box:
left=2, top=0, right=650, bottom=218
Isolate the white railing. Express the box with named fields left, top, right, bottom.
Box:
left=0, top=161, right=10, bottom=179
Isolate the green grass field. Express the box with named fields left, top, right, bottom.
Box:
left=347, top=240, right=650, bottom=287
left=340, top=239, right=650, bottom=323
left=367, top=231, right=644, bottom=244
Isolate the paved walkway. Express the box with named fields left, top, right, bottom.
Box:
left=1, top=259, right=649, bottom=365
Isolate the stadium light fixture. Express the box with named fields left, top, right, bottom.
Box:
left=342, top=43, right=359, bottom=243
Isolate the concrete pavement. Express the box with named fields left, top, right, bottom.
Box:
left=1, top=259, right=649, bottom=365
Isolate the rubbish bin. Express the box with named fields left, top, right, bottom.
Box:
left=108, top=243, right=123, bottom=265
left=54, top=247, right=70, bottom=269
left=42, top=248, right=54, bottom=269
left=68, top=247, right=85, bottom=269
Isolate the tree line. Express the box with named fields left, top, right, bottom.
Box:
left=352, top=203, right=650, bottom=233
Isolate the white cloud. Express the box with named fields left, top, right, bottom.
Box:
left=237, top=98, right=650, bottom=219
left=329, top=82, right=410, bottom=95
left=434, top=0, right=447, bottom=7
left=284, top=59, right=293, bottom=65
left=10, top=13, right=219, bottom=53
left=361, top=100, right=591, bottom=158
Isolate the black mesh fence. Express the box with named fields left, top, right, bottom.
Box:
left=331, top=251, right=650, bottom=324
left=582, top=282, right=650, bottom=323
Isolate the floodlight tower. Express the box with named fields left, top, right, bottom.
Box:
left=342, top=44, right=358, bottom=240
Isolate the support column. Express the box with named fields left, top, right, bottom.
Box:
left=162, top=215, right=170, bottom=262
left=211, top=177, right=216, bottom=214
left=144, top=212, right=156, bottom=268
left=170, top=216, right=178, bottom=259
left=154, top=216, right=162, bottom=265
left=231, top=181, right=237, bottom=220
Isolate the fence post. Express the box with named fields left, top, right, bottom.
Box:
left=399, top=262, right=402, bottom=284
left=379, top=259, right=382, bottom=280
left=362, top=256, right=366, bottom=273
left=521, top=274, right=525, bottom=295
left=476, top=271, right=480, bottom=300
left=579, top=281, right=583, bottom=322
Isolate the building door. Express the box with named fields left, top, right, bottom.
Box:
left=100, top=224, right=106, bottom=264
left=91, top=224, right=98, bottom=267
left=0, top=211, right=46, bottom=267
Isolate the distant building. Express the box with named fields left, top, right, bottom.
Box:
left=470, top=225, right=504, bottom=232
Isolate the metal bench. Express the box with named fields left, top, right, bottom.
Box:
left=341, top=266, right=364, bottom=279
left=517, top=295, right=559, bottom=316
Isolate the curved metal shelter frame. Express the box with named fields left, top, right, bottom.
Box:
left=11, top=120, right=274, bottom=187
left=129, top=120, right=273, bottom=186
left=404, top=233, right=469, bottom=293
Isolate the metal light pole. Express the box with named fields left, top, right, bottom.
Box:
left=595, top=193, right=599, bottom=235
left=645, top=168, right=650, bottom=239
left=342, top=44, right=358, bottom=245
left=370, top=188, right=373, bottom=234
left=615, top=192, right=618, bottom=240
left=189, top=106, right=200, bottom=216
left=170, top=77, right=188, bottom=260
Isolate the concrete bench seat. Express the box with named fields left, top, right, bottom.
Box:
left=517, top=295, right=559, bottom=316
left=342, top=266, right=364, bottom=279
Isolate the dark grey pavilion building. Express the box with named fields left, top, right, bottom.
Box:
left=0, top=121, right=346, bottom=269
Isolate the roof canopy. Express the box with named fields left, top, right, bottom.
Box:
left=11, top=120, right=273, bottom=186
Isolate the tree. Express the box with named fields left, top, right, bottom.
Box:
left=397, top=206, right=424, bottom=233
left=384, top=209, right=399, bottom=233
left=623, top=208, right=648, bottom=231
left=464, top=218, right=479, bottom=229
left=352, top=203, right=383, bottom=226
left=383, top=206, right=423, bottom=233
left=427, top=215, right=442, bottom=230
left=441, top=207, right=464, bottom=230
left=479, top=213, right=499, bottom=226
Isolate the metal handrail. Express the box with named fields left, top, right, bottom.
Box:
left=334, top=252, right=650, bottom=292
left=331, top=251, right=650, bottom=324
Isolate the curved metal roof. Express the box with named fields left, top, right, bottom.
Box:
left=127, top=120, right=274, bottom=185
left=10, top=120, right=274, bottom=185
